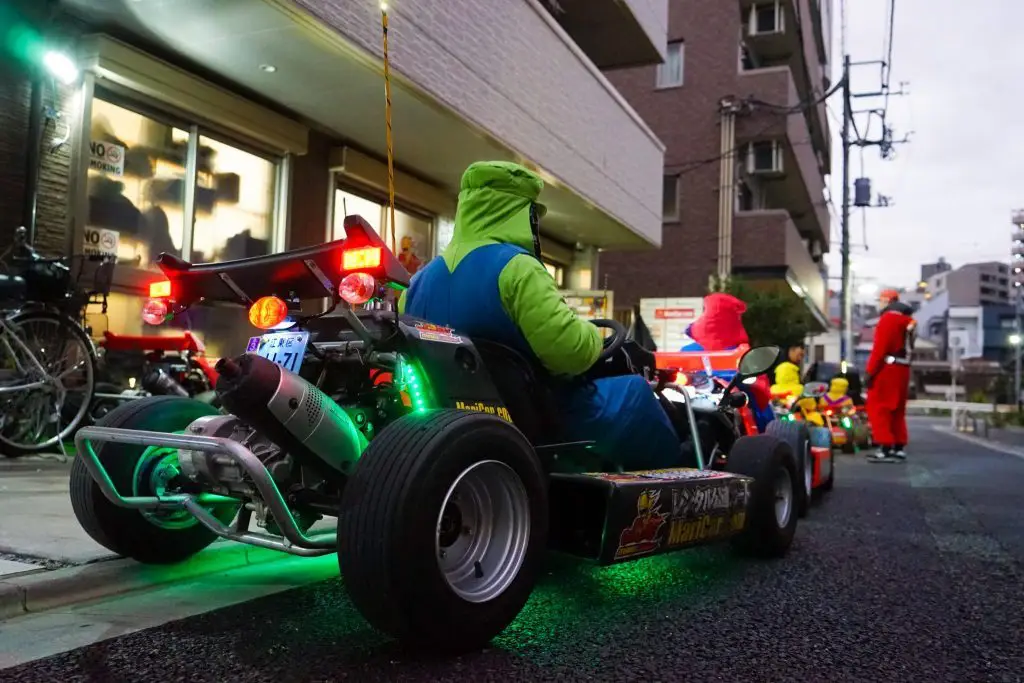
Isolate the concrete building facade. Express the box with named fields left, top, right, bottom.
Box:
left=598, top=0, right=833, bottom=325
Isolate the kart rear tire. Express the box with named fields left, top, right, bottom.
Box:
left=765, top=420, right=811, bottom=519
left=69, top=396, right=239, bottom=564
left=725, top=434, right=798, bottom=558
left=338, top=409, right=548, bottom=653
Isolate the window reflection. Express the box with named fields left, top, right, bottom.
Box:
left=87, top=99, right=188, bottom=269
left=191, top=136, right=274, bottom=262
left=332, top=188, right=433, bottom=274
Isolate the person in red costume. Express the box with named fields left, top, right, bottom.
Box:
left=865, top=289, right=916, bottom=462
left=681, top=293, right=774, bottom=431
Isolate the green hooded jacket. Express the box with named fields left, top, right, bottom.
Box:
left=399, top=161, right=602, bottom=376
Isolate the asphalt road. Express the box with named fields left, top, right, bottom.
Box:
left=4, top=419, right=1024, bottom=683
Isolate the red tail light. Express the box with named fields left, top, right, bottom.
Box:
left=149, top=280, right=172, bottom=298
left=342, top=246, right=382, bottom=271
left=339, top=272, right=376, bottom=305
left=142, top=298, right=169, bottom=326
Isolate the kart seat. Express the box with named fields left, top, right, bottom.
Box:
left=472, top=339, right=562, bottom=446
left=0, top=274, right=26, bottom=304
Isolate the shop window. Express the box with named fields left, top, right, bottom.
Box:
left=87, top=97, right=281, bottom=269
left=87, top=100, right=188, bottom=268
left=190, top=136, right=275, bottom=262
left=544, top=262, right=565, bottom=287
left=332, top=188, right=433, bottom=275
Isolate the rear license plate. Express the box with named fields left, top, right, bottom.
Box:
left=246, top=331, right=309, bottom=374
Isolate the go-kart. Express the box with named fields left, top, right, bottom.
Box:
left=69, top=216, right=802, bottom=652
left=775, top=382, right=834, bottom=494
left=655, top=347, right=816, bottom=517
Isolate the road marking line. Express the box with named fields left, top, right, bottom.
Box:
left=933, top=426, right=1024, bottom=462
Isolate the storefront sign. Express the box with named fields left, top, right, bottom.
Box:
left=89, top=140, right=126, bottom=177
left=82, top=227, right=120, bottom=258
left=640, top=297, right=705, bottom=350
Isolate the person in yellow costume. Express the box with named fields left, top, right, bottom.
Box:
left=770, top=343, right=805, bottom=403
left=820, top=376, right=854, bottom=414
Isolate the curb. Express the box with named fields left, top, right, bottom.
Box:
left=0, top=540, right=307, bottom=620
left=933, top=426, right=1024, bottom=461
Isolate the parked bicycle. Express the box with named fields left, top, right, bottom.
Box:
left=0, top=227, right=112, bottom=457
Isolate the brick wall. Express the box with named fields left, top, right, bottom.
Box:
left=599, top=0, right=741, bottom=308
left=292, top=0, right=666, bottom=246
left=0, top=10, right=81, bottom=258
left=0, top=60, right=30, bottom=256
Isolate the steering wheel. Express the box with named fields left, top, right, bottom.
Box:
left=591, top=318, right=628, bottom=362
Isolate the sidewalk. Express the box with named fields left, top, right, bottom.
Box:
left=0, top=454, right=335, bottom=621
left=0, top=456, right=114, bottom=566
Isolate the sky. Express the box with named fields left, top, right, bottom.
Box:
left=825, top=0, right=1017, bottom=292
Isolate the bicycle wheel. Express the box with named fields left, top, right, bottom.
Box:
left=0, top=310, right=97, bottom=457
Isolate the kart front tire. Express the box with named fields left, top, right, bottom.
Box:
left=726, top=434, right=799, bottom=558
left=765, top=420, right=812, bottom=518
left=338, top=409, right=548, bottom=653
left=69, top=396, right=238, bottom=564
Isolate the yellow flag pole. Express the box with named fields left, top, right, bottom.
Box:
left=380, top=3, right=397, bottom=255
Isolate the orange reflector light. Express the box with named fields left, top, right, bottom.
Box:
left=141, top=298, right=169, bottom=326
left=342, top=246, right=382, bottom=271
left=339, top=272, right=376, bottom=305
left=149, top=280, right=172, bottom=298
left=248, top=296, right=289, bottom=330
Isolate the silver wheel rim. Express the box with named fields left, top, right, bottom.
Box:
left=775, top=465, right=794, bottom=527
left=435, top=460, right=531, bottom=604
left=803, top=443, right=813, bottom=497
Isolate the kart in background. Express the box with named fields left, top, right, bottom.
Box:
left=68, top=216, right=802, bottom=653
left=655, top=347, right=816, bottom=517
left=87, top=330, right=220, bottom=423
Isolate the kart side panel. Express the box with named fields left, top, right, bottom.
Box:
left=810, top=446, right=832, bottom=488
left=549, top=468, right=752, bottom=565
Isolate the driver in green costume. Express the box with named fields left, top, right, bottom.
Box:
left=399, top=161, right=680, bottom=470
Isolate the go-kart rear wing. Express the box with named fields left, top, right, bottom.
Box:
left=152, top=215, right=412, bottom=311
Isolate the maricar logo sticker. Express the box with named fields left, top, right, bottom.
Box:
left=614, top=489, right=667, bottom=559
left=414, top=322, right=462, bottom=344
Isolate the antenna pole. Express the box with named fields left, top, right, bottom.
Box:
left=381, top=4, right=397, bottom=254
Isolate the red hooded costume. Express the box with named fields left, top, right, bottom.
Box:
left=685, top=293, right=771, bottom=411
left=865, top=292, right=915, bottom=447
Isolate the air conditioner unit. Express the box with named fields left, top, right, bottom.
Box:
left=748, top=1, right=785, bottom=37
left=745, top=141, right=784, bottom=175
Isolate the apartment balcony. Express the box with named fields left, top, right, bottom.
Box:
left=736, top=67, right=829, bottom=250
left=732, top=210, right=828, bottom=326
left=540, top=0, right=668, bottom=70
left=739, top=0, right=830, bottom=166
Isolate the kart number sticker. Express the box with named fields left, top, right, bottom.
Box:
left=414, top=322, right=462, bottom=344
left=248, top=331, right=309, bottom=374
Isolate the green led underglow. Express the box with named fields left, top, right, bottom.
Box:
left=398, top=355, right=432, bottom=412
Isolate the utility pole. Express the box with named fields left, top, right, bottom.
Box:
left=839, top=55, right=853, bottom=364
left=838, top=56, right=910, bottom=365
left=1012, top=211, right=1024, bottom=410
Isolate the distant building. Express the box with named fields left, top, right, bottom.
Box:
left=919, top=257, right=952, bottom=287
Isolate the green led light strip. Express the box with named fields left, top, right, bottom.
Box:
left=398, top=355, right=431, bottom=412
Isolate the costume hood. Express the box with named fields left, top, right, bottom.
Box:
left=443, top=161, right=545, bottom=269
left=687, top=293, right=749, bottom=350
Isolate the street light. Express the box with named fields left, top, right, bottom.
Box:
left=1010, top=334, right=1022, bottom=346
left=42, top=49, right=77, bottom=85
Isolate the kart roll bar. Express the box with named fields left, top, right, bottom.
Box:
left=653, top=380, right=705, bottom=470
left=74, top=426, right=338, bottom=557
